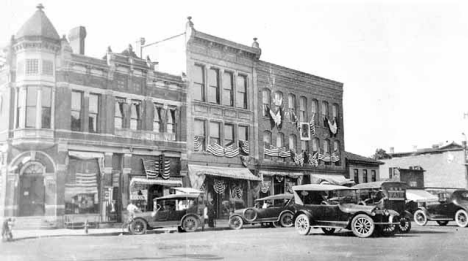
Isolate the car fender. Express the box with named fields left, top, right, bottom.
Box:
left=131, top=217, right=150, bottom=229
left=277, top=210, right=294, bottom=221
left=293, top=211, right=314, bottom=225
left=415, top=207, right=430, bottom=216
left=179, top=213, right=202, bottom=227
left=229, top=213, right=246, bottom=222
left=403, top=210, right=413, bottom=219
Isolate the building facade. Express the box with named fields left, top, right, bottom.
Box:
left=344, top=151, right=382, bottom=184
left=0, top=5, right=187, bottom=227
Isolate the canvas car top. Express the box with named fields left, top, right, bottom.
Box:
left=292, top=184, right=352, bottom=191
left=353, top=180, right=409, bottom=190
left=255, top=193, right=293, bottom=202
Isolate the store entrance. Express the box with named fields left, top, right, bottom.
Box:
left=19, top=175, right=45, bottom=216
left=147, top=185, right=164, bottom=211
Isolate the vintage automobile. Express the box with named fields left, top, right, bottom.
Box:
left=353, top=181, right=412, bottom=233
left=412, top=189, right=468, bottom=227
left=292, top=184, right=400, bottom=238
left=129, top=189, right=205, bottom=235
left=228, top=193, right=294, bottom=230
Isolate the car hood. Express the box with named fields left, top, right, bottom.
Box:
left=339, top=204, right=376, bottom=214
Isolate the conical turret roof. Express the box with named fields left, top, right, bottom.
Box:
left=15, top=4, right=60, bottom=41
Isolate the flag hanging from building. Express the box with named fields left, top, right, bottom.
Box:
left=207, top=143, right=225, bottom=157
left=65, top=172, right=98, bottom=194
left=161, top=159, right=171, bottom=179
left=264, top=145, right=280, bottom=157
left=193, top=136, right=202, bottom=151
left=310, top=114, right=316, bottom=136
left=213, top=179, right=226, bottom=194
left=331, top=151, right=340, bottom=163
left=278, top=147, right=291, bottom=158
left=239, top=140, right=250, bottom=155
left=224, top=143, right=240, bottom=158
left=142, top=159, right=159, bottom=179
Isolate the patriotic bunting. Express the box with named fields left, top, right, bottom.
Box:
left=290, top=151, right=304, bottom=166
left=207, top=142, right=240, bottom=158
left=162, top=159, right=171, bottom=179
left=276, top=176, right=284, bottom=182
left=291, top=111, right=300, bottom=130
left=268, top=106, right=283, bottom=130
left=331, top=151, right=340, bottom=163
left=142, top=159, right=159, bottom=179
left=310, top=114, right=316, bottom=136
left=225, top=144, right=240, bottom=158
left=326, top=117, right=338, bottom=137
left=231, top=184, right=243, bottom=199
left=309, top=152, right=319, bottom=167
left=194, top=136, right=202, bottom=151
left=213, top=179, right=226, bottom=194
left=239, top=140, right=250, bottom=155
left=240, top=155, right=251, bottom=167
left=278, top=147, right=291, bottom=158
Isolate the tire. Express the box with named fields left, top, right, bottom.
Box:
left=229, top=216, right=243, bottom=230
left=279, top=212, right=294, bottom=227
left=455, top=209, right=468, bottom=228
left=413, top=210, right=428, bottom=226
left=351, top=214, right=375, bottom=238
left=436, top=220, right=449, bottom=226
left=321, top=227, right=335, bottom=235
left=399, top=216, right=412, bottom=233
left=295, top=214, right=311, bottom=235
left=378, top=225, right=397, bottom=237
left=129, top=219, right=147, bottom=235
left=182, top=216, right=199, bottom=232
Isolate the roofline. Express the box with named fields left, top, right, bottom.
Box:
left=193, top=30, right=261, bottom=57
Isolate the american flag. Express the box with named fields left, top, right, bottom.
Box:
left=264, top=145, right=280, bottom=157
left=193, top=136, right=202, bottom=151
left=239, top=140, right=250, bottom=155
left=225, top=143, right=240, bottom=158
left=322, top=152, right=331, bottom=162
left=65, top=172, right=98, bottom=194
left=310, top=114, right=316, bottom=136
left=142, top=159, right=159, bottom=179
left=294, top=152, right=304, bottom=166
left=331, top=152, right=340, bottom=162
left=207, top=143, right=225, bottom=157
left=309, top=152, right=319, bottom=166
left=278, top=147, right=291, bottom=158
left=161, top=159, right=171, bottom=179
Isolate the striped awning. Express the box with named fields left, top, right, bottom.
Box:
left=188, top=165, right=261, bottom=181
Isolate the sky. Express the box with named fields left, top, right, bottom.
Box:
left=1, top=0, right=468, bottom=157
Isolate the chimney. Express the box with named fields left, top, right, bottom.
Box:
left=68, top=26, right=87, bottom=55
left=389, top=147, right=394, bottom=154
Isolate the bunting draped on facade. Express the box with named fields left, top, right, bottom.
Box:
left=264, top=145, right=291, bottom=158
left=308, top=152, right=319, bottom=166
left=141, top=158, right=171, bottom=180
left=290, top=151, right=304, bottom=166
left=267, top=105, right=283, bottom=130
left=224, top=144, right=240, bottom=158
left=331, top=151, right=340, bottom=163
left=213, top=179, right=226, bottom=194
left=193, top=136, right=202, bottom=151
left=207, top=143, right=240, bottom=158
left=239, top=140, right=250, bottom=155
left=240, top=156, right=251, bottom=167
left=310, top=114, right=316, bottom=136
left=291, top=111, right=300, bottom=130
left=326, top=117, right=338, bottom=137
left=318, top=152, right=332, bottom=162
left=231, top=184, right=243, bottom=199
left=161, top=159, right=171, bottom=179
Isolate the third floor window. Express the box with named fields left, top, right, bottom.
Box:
left=71, top=91, right=83, bottom=131
left=193, top=65, right=205, bottom=102
left=236, top=75, right=247, bottom=109
left=89, top=94, right=99, bottom=133
left=222, top=72, right=233, bottom=106
left=208, top=68, right=219, bottom=104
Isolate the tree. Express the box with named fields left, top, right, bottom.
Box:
left=372, top=148, right=391, bottom=160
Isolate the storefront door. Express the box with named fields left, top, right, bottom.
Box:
left=19, top=175, right=45, bottom=216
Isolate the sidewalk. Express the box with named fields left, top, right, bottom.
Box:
left=11, top=219, right=230, bottom=240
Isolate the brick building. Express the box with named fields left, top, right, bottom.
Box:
left=0, top=5, right=187, bottom=228
left=380, top=142, right=468, bottom=189
left=344, top=151, right=383, bottom=184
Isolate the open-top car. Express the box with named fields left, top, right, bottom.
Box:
left=353, top=181, right=412, bottom=233
left=412, top=189, right=468, bottom=227
left=129, top=189, right=205, bottom=235
left=292, top=184, right=400, bottom=238
left=228, top=193, right=294, bottom=230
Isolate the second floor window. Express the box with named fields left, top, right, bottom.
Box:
left=289, top=134, right=297, bottom=151
left=89, top=94, right=99, bottom=133
left=167, top=109, right=175, bottom=134
left=210, top=122, right=220, bottom=145
left=71, top=91, right=83, bottom=131
left=208, top=68, right=219, bottom=104
left=354, top=169, right=359, bottom=184
left=130, top=101, right=141, bottom=130
left=236, top=75, right=247, bottom=109
left=193, top=65, right=205, bottom=101
left=224, top=124, right=234, bottom=146
left=41, top=87, right=51, bottom=129
left=363, top=170, right=368, bottom=183
left=153, top=105, right=161, bottom=133
left=114, top=98, right=125, bottom=129
left=222, top=72, right=233, bottom=106
left=194, top=119, right=206, bottom=151
left=16, top=87, right=51, bottom=129
left=299, top=97, right=307, bottom=121
left=262, top=89, right=271, bottom=117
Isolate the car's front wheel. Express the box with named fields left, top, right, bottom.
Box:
left=351, top=214, right=375, bottom=238
left=413, top=210, right=428, bottom=226
left=455, top=209, right=468, bottom=227
left=182, top=216, right=199, bottom=232
left=279, top=212, right=294, bottom=227
left=295, top=214, right=311, bottom=235
left=399, top=215, right=412, bottom=233
left=129, top=219, right=147, bottom=235
left=321, top=227, right=335, bottom=235
left=229, top=216, right=243, bottom=230
left=436, top=220, right=449, bottom=226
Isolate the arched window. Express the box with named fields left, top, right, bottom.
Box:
left=262, top=89, right=271, bottom=117
left=333, top=140, right=341, bottom=166
left=324, top=139, right=331, bottom=165
left=289, top=134, right=297, bottom=151
left=277, top=132, right=284, bottom=148
left=311, top=99, right=319, bottom=125
left=273, top=91, right=283, bottom=107
left=263, top=130, right=272, bottom=160
left=321, top=101, right=329, bottom=126
left=332, top=103, right=339, bottom=119
left=301, top=140, right=309, bottom=153
left=299, top=96, right=307, bottom=122
left=288, top=94, right=296, bottom=121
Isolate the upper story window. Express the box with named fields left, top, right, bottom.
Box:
left=208, top=68, right=220, bottom=104
left=42, top=60, right=53, bottom=76
left=301, top=140, right=309, bottom=152
left=71, top=91, right=83, bottom=131
left=16, top=87, right=52, bottom=129
left=262, top=89, right=271, bottom=117
left=363, top=170, right=368, bottom=183
left=193, top=65, right=205, bottom=102
left=114, top=98, right=125, bottom=129
left=222, top=71, right=233, bottom=106
left=277, top=132, right=284, bottom=148
left=239, top=125, right=249, bottom=142
left=263, top=130, right=272, bottom=146
left=273, top=91, right=283, bottom=107
left=153, top=105, right=161, bottom=133
left=194, top=119, right=206, bottom=151
left=332, top=104, right=339, bottom=119
left=26, top=59, right=39, bottom=75
left=167, top=109, right=176, bottom=135
left=333, top=140, right=340, bottom=166
left=210, top=121, right=220, bottom=145
left=299, top=97, right=307, bottom=121
left=224, top=123, right=234, bottom=146
left=89, top=94, right=99, bottom=133
left=312, top=138, right=320, bottom=154
left=25, top=87, right=37, bottom=128
left=323, top=139, right=330, bottom=153
left=311, top=99, right=319, bottom=125
left=354, top=169, right=359, bottom=184
left=371, top=170, right=377, bottom=182
left=130, top=101, right=141, bottom=130
left=288, top=94, right=296, bottom=121
left=236, top=75, right=247, bottom=109
left=41, top=87, right=52, bottom=129
left=322, top=101, right=329, bottom=125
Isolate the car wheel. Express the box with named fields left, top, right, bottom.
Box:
left=279, top=213, right=294, bottom=227
left=229, top=216, right=243, bottom=230
left=243, top=208, right=258, bottom=222
left=321, top=227, right=335, bottom=235
left=129, top=219, right=147, bottom=235
left=295, top=214, right=311, bottom=235
left=413, top=210, right=428, bottom=226
left=351, top=214, right=375, bottom=238
left=271, top=221, right=281, bottom=228
left=455, top=209, right=468, bottom=228
left=399, top=216, right=412, bottom=233
left=378, top=225, right=397, bottom=237
left=177, top=226, right=186, bottom=233
left=182, top=216, right=199, bottom=232
left=436, top=220, right=449, bottom=226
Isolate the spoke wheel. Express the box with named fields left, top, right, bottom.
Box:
left=413, top=210, right=428, bottom=226
left=399, top=216, right=412, bottom=233
left=351, top=214, right=375, bottom=238
left=321, top=227, right=336, bottom=235
left=295, top=214, right=311, bottom=236
left=280, top=213, right=294, bottom=227
left=129, top=219, right=147, bottom=235
left=436, top=220, right=449, bottom=226
left=182, top=216, right=199, bottom=232
left=455, top=209, right=468, bottom=228
left=229, top=216, right=243, bottom=230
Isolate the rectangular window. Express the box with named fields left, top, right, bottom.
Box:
left=208, top=68, right=219, bottom=103
left=26, top=87, right=38, bottom=128
left=42, top=60, right=53, bottom=76
left=167, top=109, right=175, bottom=134
left=41, top=87, right=51, bottom=129
left=193, top=65, right=205, bottom=101
left=371, top=170, right=377, bottom=182
left=289, top=135, right=296, bottom=151
left=16, top=88, right=26, bottom=128
left=299, top=97, right=307, bottom=122
left=224, top=124, right=234, bottom=146
left=153, top=105, right=161, bottom=133
left=236, top=75, right=247, bottom=109
left=26, top=59, right=39, bottom=75
left=130, top=101, right=141, bottom=130
left=114, top=98, right=125, bottom=129
left=322, top=101, right=329, bottom=126
left=262, top=90, right=270, bottom=116
left=71, top=91, right=83, bottom=131
left=89, top=94, right=99, bottom=133
left=194, top=119, right=206, bottom=151
left=301, top=140, right=308, bottom=152
left=222, top=72, right=233, bottom=106
left=288, top=94, right=296, bottom=121
left=363, top=170, right=368, bottom=183
left=354, top=169, right=359, bottom=184
left=209, top=122, right=220, bottom=145
left=238, top=126, right=248, bottom=142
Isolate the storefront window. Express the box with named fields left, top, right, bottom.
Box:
left=65, top=158, right=100, bottom=214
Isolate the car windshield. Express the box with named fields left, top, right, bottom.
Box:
left=157, top=198, right=196, bottom=211
left=297, top=189, right=358, bottom=205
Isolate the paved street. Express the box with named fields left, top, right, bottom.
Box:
left=1, top=222, right=468, bottom=261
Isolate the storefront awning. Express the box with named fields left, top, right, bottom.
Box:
left=406, top=189, right=439, bottom=202
left=310, top=174, right=355, bottom=186
left=259, top=170, right=303, bottom=178
left=188, top=165, right=261, bottom=181
left=130, top=177, right=183, bottom=187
